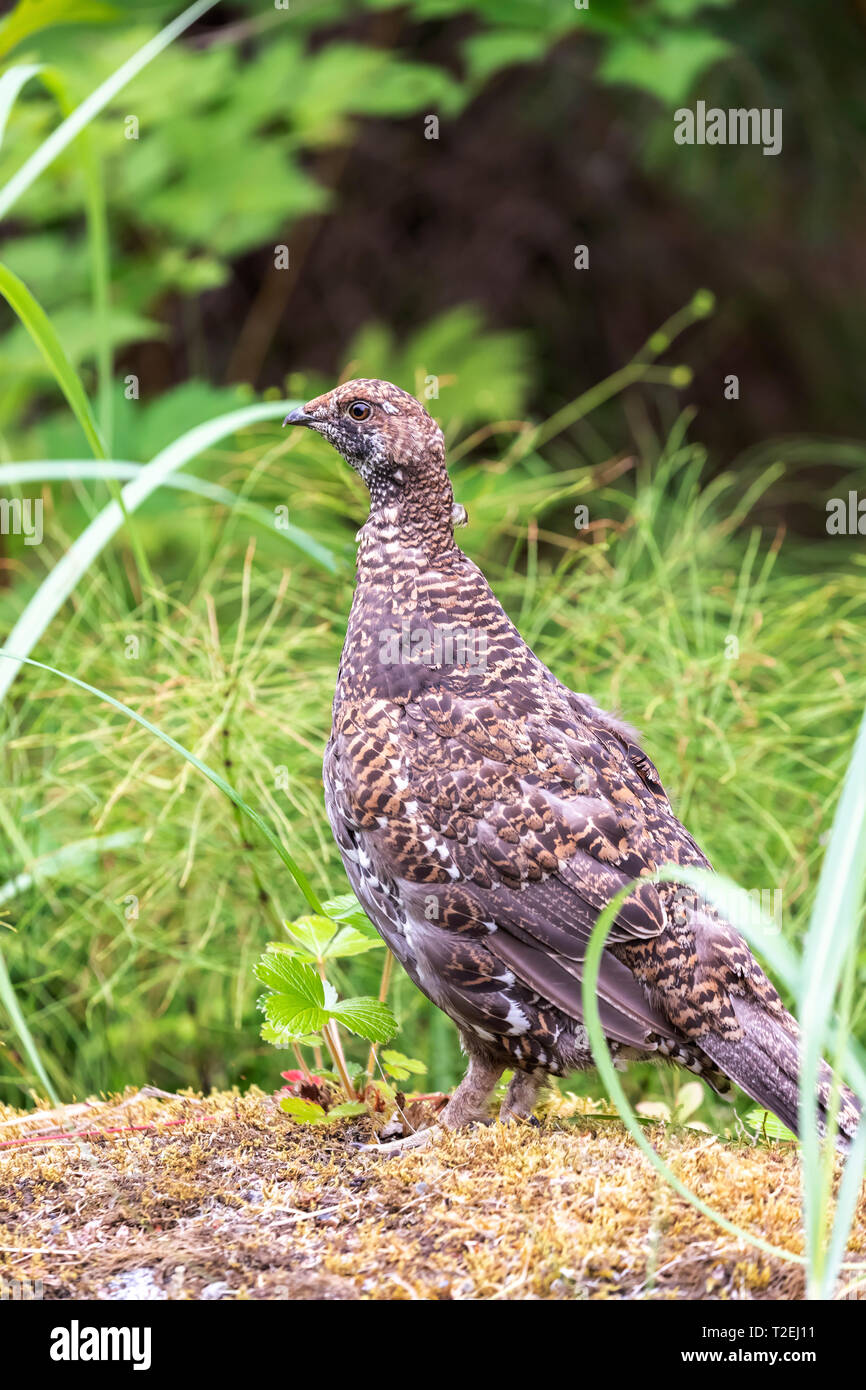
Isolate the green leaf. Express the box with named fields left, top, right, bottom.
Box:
left=255, top=952, right=338, bottom=1036
left=0, top=305, right=165, bottom=379
left=320, top=892, right=380, bottom=938
left=280, top=916, right=384, bottom=962
left=653, top=0, right=734, bottom=15
left=346, top=58, right=464, bottom=120
left=325, top=928, right=386, bottom=961
left=381, top=1049, right=427, bottom=1079
left=0, top=262, right=104, bottom=457
left=146, top=138, right=326, bottom=258
left=599, top=32, right=731, bottom=105
left=462, top=31, right=549, bottom=87
left=322, top=926, right=385, bottom=958
left=326, top=1101, right=369, bottom=1120
left=0, top=0, right=119, bottom=62
left=261, top=1021, right=322, bottom=1049
left=253, top=951, right=324, bottom=1004
left=264, top=994, right=330, bottom=1038
left=279, top=1096, right=329, bottom=1125
left=0, top=0, right=222, bottom=218
left=327, top=996, right=397, bottom=1043
left=280, top=915, right=340, bottom=960
left=367, top=1077, right=397, bottom=1105
left=382, top=1063, right=410, bottom=1080
left=110, top=379, right=253, bottom=462
left=346, top=306, right=533, bottom=429
left=259, top=1021, right=296, bottom=1049
left=744, top=1108, right=798, bottom=1144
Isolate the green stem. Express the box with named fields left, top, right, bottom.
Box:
left=504, top=292, right=714, bottom=468
left=322, top=1022, right=357, bottom=1103
left=292, top=1042, right=314, bottom=1082
left=366, top=948, right=394, bottom=1079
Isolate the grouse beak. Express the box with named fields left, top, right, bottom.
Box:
left=283, top=405, right=316, bottom=429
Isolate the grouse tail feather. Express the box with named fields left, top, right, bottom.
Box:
left=701, top=996, right=860, bottom=1151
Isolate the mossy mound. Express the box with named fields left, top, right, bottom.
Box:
left=1, top=1088, right=862, bottom=1300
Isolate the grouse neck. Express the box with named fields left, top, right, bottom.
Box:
left=356, top=492, right=459, bottom=573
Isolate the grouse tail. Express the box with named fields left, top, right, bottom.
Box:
left=700, top=996, right=861, bottom=1150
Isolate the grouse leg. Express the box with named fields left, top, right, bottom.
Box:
left=439, top=1051, right=504, bottom=1129
left=499, top=1069, right=542, bottom=1123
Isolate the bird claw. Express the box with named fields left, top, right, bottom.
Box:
left=500, top=1111, right=542, bottom=1127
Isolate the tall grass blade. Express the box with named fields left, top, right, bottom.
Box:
left=0, top=832, right=141, bottom=1105
left=0, top=401, right=305, bottom=704
left=0, top=63, right=44, bottom=148
left=799, top=704, right=866, bottom=1296
left=0, top=0, right=221, bottom=219
left=0, top=460, right=338, bottom=570
left=0, top=949, right=59, bottom=1105
left=583, top=859, right=866, bottom=1293
left=1, top=59, right=155, bottom=582
left=581, top=875, right=808, bottom=1269
left=0, top=263, right=104, bottom=457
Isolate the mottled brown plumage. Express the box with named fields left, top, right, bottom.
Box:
left=285, top=381, right=860, bottom=1146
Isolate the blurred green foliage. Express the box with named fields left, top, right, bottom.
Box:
left=0, top=0, right=738, bottom=443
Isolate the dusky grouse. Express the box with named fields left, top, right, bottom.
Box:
left=286, top=379, right=859, bottom=1149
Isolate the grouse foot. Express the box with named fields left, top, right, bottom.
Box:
left=499, top=1069, right=542, bottom=1123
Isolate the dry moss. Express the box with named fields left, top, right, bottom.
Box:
left=0, top=1088, right=863, bottom=1300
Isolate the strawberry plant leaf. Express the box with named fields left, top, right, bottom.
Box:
left=282, top=913, right=341, bottom=958
left=326, top=1101, right=368, bottom=1120
left=321, top=891, right=381, bottom=938
left=263, top=994, right=330, bottom=1037
left=327, top=996, right=396, bottom=1042
left=260, top=1020, right=293, bottom=1049
left=262, top=1021, right=322, bottom=1049
left=253, top=950, right=325, bottom=1004
left=323, top=925, right=385, bottom=958
left=382, top=1049, right=426, bottom=1076
left=276, top=914, right=383, bottom=961
left=279, top=1097, right=329, bottom=1124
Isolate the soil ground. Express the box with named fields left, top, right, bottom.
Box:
left=1, top=1087, right=863, bottom=1300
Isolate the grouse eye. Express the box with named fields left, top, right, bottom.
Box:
left=347, top=400, right=372, bottom=421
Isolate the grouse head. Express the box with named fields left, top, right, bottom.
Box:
left=284, top=379, right=456, bottom=525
